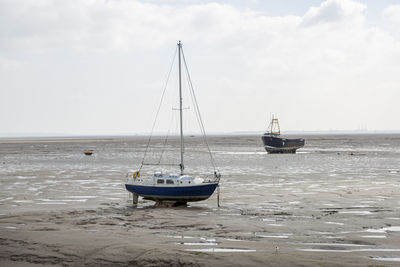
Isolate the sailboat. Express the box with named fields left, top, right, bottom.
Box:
left=125, top=41, right=221, bottom=205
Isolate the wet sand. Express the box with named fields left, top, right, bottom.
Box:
left=1, top=135, right=400, bottom=266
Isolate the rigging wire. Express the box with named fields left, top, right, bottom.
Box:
left=138, top=44, right=219, bottom=178
left=157, top=113, right=175, bottom=164
left=181, top=48, right=219, bottom=173
left=139, top=47, right=178, bottom=171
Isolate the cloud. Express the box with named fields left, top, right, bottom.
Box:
left=0, top=0, right=263, bottom=52
left=301, top=0, right=366, bottom=26
left=383, top=5, right=400, bottom=22
left=0, top=0, right=372, bottom=52
left=0, top=0, right=399, bottom=133
left=0, top=58, right=23, bottom=71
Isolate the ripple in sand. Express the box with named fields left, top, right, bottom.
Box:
left=360, top=235, right=386, bottom=238
left=185, top=248, right=256, bottom=253
left=200, top=237, right=217, bottom=242
left=324, top=236, right=345, bottom=239
left=0, top=197, right=14, bottom=202
left=222, top=238, right=246, bottom=242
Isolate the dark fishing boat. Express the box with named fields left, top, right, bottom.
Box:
left=261, top=117, right=304, bottom=154
left=83, top=150, right=94, bottom=156
left=125, top=41, right=221, bottom=206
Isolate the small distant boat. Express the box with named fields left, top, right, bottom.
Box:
left=125, top=41, right=221, bottom=205
left=83, top=150, right=94, bottom=156
left=261, top=117, right=304, bottom=154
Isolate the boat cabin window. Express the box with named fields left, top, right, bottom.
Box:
left=166, top=179, right=174, bottom=184
left=157, top=179, right=164, bottom=184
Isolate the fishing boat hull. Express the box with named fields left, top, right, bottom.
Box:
left=125, top=183, right=218, bottom=202
left=262, top=135, right=304, bottom=154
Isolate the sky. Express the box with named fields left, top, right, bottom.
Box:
left=1, top=0, right=399, bottom=136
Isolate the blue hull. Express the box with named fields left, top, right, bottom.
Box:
left=125, top=183, right=218, bottom=202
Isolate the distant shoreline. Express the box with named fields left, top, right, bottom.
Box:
left=0, top=131, right=399, bottom=143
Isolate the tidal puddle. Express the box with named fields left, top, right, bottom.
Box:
left=383, top=226, right=400, bottom=232
left=257, top=235, right=289, bottom=239
left=13, top=200, right=34, bottom=203
left=175, top=242, right=218, bottom=246
left=363, top=226, right=400, bottom=233
left=36, top=202, right=67, bottom=205
left=185, top=248, right=256, bottom=253
left=339, top=211, right=372, bottom=215
left=298, top=248, right=400, bottom=252
left=372, top=257, right=400, bottom=262
left=66, top=196, right=97, bottom=199
left=364, top=229, right=386, bottom=233
left=215, top=151, right=266, bottom=155
left=162, top=235, right=195, bottom=239
left=325, top=221, right=344, bottom=225
left=298, top=242, right=369, bottom=247
left=262, top=218, right=275, bottom=222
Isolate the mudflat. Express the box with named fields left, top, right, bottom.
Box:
left=1, top=135, right=399, bottom=266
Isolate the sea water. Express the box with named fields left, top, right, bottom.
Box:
left=0, top=134, right=399, bottom=211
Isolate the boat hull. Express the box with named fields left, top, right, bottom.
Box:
left=125, top=183, right=218, bottom=202
left=261, top=135, right=304, bottom=154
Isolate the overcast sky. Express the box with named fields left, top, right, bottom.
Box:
left=1, top=0, right=399, bottom=136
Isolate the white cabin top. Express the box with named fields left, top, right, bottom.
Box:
left=132, top=171, right=205, bottom=186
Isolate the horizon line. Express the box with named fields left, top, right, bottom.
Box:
left=1, top=129, right=400, bottom=139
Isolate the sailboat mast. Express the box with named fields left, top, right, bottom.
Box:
left=178, top=40, right=184, bottom=175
